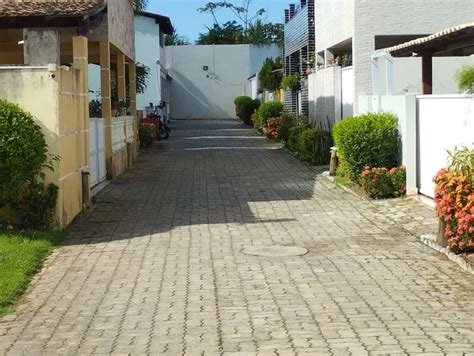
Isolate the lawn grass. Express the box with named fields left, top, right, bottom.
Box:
left=0, top=230, right=65, bottom=316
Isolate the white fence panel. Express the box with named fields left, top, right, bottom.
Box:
left=417, top=95, right=473, bottom=198
left=112, top=117, right=127, bottom=152
left=89, top=117, right=106, bottom=188
left=125, top=116, right=134, bottom=143
left=341, top=66, right=354, bottom=118
left=89, top=118, right=99, bottom=187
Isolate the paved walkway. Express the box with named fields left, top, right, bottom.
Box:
left=1, top=119, right=473, bottom=355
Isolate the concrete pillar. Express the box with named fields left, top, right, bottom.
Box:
left=402, top=94, right=418, bottom=196
left=117, top=53, right=126, bottom=103
left=129, top=61, right=137, bottom=118
left=23, top=28, right=60, bottom=65
left=128, top=61, right=138, bottom=156
left=72, top=36, right=90, bottom=206
left=100, top=41, right=113, bottom=178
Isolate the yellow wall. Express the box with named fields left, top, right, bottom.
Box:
left=0, top=67, right=60, bottom=180
left=0, top=67, right=86, bottom=228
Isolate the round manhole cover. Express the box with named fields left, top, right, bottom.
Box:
left=241, top=245, right=308, bottom=257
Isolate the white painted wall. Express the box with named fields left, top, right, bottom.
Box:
left=166, top=44, right=279, bottom=119
left=315, top=0, right=354, bottom=55
left=250, top=77, right=259, bottom=99
left=309, top=66, right=341, bottom=128
left=135, top=15, right=162, bottom=109
left=341, top=66, right=354, bottom=118
left=417, top=95, right=473, bottom=197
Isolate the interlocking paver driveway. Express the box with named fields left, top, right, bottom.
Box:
left=1, top=119, right=473, bottom=355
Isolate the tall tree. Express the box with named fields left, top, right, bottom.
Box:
left=197, top=1, right=282, bottom=45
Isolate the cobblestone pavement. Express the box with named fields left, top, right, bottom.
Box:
left=1, top=119, right=474, bottom=355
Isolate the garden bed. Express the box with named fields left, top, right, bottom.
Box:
left=0, top=230, right=64, bottom=316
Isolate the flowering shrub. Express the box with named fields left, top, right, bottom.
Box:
left=434, top=169, right=473, bottom=251
left=359, top=166, right=406, bottom=199
left=266, top=117, right=281, bottom=139
left=139, top=124, right=155, bottom=149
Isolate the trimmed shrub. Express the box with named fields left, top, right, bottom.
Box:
left=234, top=96, right=259, bottom=125
left=359, top=166, right=406, bottom=199
left=333, top=112, right=399, bottom=179
left=287, top=124, right=310, bottom=152
left=277, top=111, right=297, bottom=142
left=0, top=100, right=57, bottom=229
left=257, top=101, right=284, bottom=127
left=298, top=128, right=319, bottom=162
left=297, top=128, right=333, bottom=165
left=20, top=181, right=58, bottom=230
left=139, top=124, right=155, bottom=149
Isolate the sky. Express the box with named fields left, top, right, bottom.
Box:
left=147, top=0, right=289, bottom=42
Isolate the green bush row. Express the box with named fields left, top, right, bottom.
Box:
left=287, top=125, right=332, bottom=165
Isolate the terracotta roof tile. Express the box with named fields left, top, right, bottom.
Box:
left=387, top=22, right=474, bottom=55
left=0, top=0, right=106, bottom=18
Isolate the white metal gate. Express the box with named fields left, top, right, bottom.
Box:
left=89, top=117, right=106, bottom=187
left=417, top=95, right=473, bottom=198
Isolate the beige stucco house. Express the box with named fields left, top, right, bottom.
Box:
left=0, top=0, right=138, bottom=228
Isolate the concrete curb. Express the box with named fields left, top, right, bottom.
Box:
left=420, top=234, right=474, bottom=275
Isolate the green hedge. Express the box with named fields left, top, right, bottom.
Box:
left=234, top=96, right=259, bottom=125
left=257, top=101, right=284, bottom=127
left=333, top=112, right=399, bottom=179
left=288, top=126, right=332, bottom=165
left=277, top=111, right=297, bottom=142
left=287, top=125, right=309, bottom=152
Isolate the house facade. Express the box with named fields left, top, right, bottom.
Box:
left=0, top=0, right=137, bottom=227
left=283, top=0, right=315, bottom=114
left=134, top=12, right=173, bottom=110
left=311, top=0, right=474, bottom=126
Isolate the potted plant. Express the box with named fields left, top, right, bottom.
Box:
left=281, top=74, right=301, bottom=91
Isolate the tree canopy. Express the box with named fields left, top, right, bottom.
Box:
left=258, top=57, right=282, bottom=92
left=197, top=1, right=283, bottom=45
left=166, top=27, right=191, bottom=46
